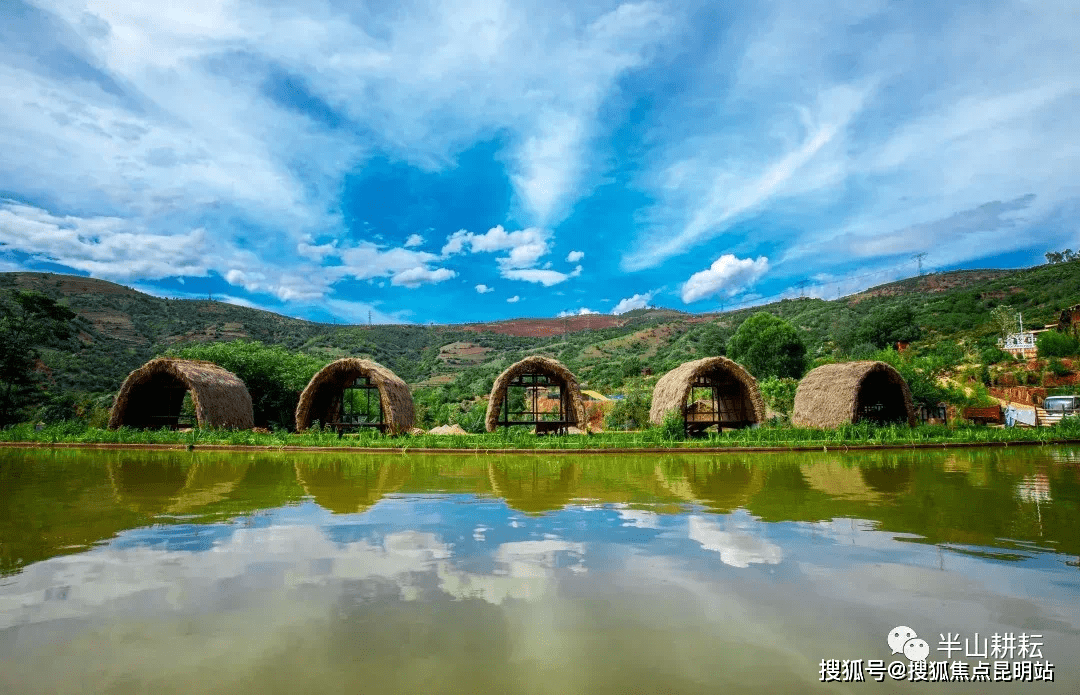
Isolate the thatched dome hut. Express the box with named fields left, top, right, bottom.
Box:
left=649, top=357, right=766, bottom=429
left=485, top=356, right=587, bottom=433
left=109, top=358, right=254, bottom=430
left=792, top=361, right=917, bottom=428
left=295, top=358, right=414, bottom=435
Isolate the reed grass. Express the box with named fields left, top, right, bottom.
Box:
left=2, top=418, right=1078, bottom=450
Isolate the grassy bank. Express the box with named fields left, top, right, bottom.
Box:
left=2, top=419, right=1079, bottom=451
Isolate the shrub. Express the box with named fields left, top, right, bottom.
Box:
left=872, top=348, right=951, bottom=408
left=979, top=345, right=1012, bottom=365
left=449, top=399, right=487, bottom=433
left=168, top=340, right=326, bottom=429
left=604, top=379, right=652, bottom=431
left=759, top=376, right=798, bottom=416
left=1046, top=357, right=1071, bottom=377
left=1037, top=330, right=1080, bottom=357
left=659, top=409, right=684, bottom=441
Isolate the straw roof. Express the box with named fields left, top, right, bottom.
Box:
left=485, top=355, right=587, bottom=432
left=109, top=357, right=254, bottom=429
left=792, top=361, right=917, bottom=428
left=649, top=357, right=766, bottom=426
left=294, top=358, right=414, bottom=435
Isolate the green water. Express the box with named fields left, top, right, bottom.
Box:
left=1, top=446, right=1078, bottom=693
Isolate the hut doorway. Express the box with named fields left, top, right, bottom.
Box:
left=109, top=358, right=255, bottom=430
left=683, top=369, right=757, bottom=436
left=294, top=358, right=415, bottom=436
left=121, top=371, right=192, bottom=429
left=497, top=371, right=571, bottom=435
left=649, top=358, right=766, bottom=438
left=485, top=356, right=587, bottom=435
left=791, top=361, right=917, bottom=429
left=336, top=375, right=386, bottom=434
left=855, top=370, right=910, bottom=425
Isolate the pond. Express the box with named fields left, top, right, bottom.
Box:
left=1, top=446, right=1079, bottom=693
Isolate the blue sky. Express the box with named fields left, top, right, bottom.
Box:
left=0, top=0, right=1077, bottom=324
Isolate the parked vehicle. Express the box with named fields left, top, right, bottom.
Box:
left=1042, top=395, right=1079, bottom=413
left=1038, top=395, right=1079, bottom=427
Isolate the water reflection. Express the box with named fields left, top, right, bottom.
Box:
left=3, top=447, right=1080, bottom=575
left=0, top=446, right=1078, bottom=693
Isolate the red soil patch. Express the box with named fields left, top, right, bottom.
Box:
left=462, top=315, right=626, bottom=338
left=989, top=386, right=1048, bottom=406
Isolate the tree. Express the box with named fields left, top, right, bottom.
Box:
left=698, top=321, right=726, bottom=356
left=168, top=340, right=325, bottom=429
left=856, top=304, right=922, bottom=350
left=726, top=312, right=807, bottom=379
left=872, top=349, right=951, bottom=409
left=0, top=290, right=77, bottom=425
left=1045, top=249, right=1077, bottom=264
left=989, top=304, right=1018, bottom=338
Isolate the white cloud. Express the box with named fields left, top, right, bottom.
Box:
left=615, top=506, right=660, bottom=529
left=474, top=284, right=494, bottom=294
left=336, top=243, right=455, bottom=287
left=611, top=291, right=655, bottom=314
left=0, top=201, right=211, bottom=280
left=437, top=539, right=585, bottom=605
left=557, top=307, right=598, bottom=317
left=681, top=254, right=768, bottom=303
left=297, top=238, right=339, bottom=262
left=506, top=295, right=520, bottom=303
left=403, top=233, right=425, bottom=248
left=687, top=516, right=782, bottom=569
left=0, top=0, right=674, bottom=309
left=391, top=266, right=457, bottom=288
left=442, top=225, right=551, bottom=269
left=5, top=0, right=1078, bottom=317
left=565, top=250, right=585, bottom=263
left=502, top=265, right=582, bottom=287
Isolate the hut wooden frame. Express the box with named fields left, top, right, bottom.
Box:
left=649, top=357, right=766, bottom=437
left=335, top=374, right=386, bottom=436
left=295, top=358, right=415, bottom=436
left=498, top=372, right=570, bottom=435
left=682, top=373, right=757, bottom=435
left=485, top=356, right=587, bottom=435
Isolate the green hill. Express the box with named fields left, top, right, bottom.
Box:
left=2, top=259, right=1078, bottom=401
